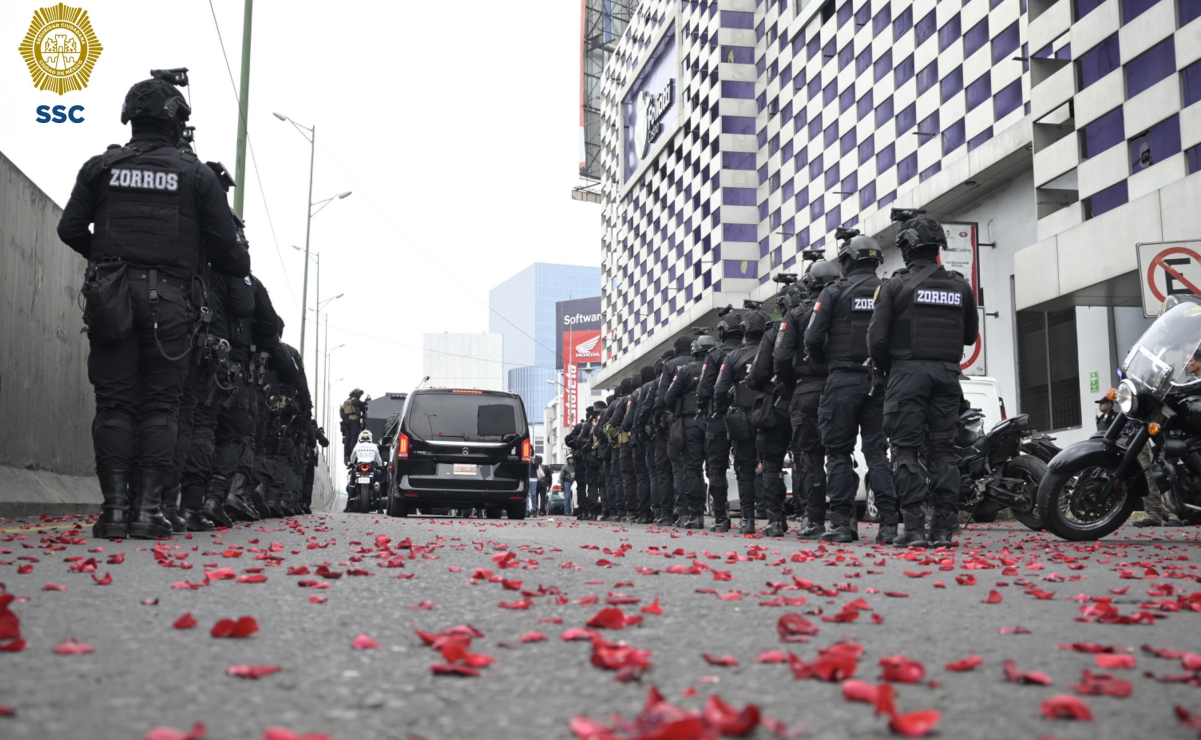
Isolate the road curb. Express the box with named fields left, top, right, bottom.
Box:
left=0, top=465, right=101, bottom=518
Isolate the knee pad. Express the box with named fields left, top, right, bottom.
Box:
left=138, top=414, right=177, bottom=437
left=94, top=413, right=135, bottom=438
left=892, top=447, right=925, bottom=476
left=864, top=447, right=889, bottom=470
left=829, top=452, right=853, bottom=469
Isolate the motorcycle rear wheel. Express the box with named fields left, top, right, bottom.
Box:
left=1004, top=454, right=1048, bottom=531
left=1037, top=460, right=1137, bottom=541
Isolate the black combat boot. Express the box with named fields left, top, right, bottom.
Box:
left=820, top=511, right=856, bottom=543
left=762, top=517, right=788, bottom=537
left=739, top=506, right=756, bottom=534
left=161, top=485, right=187, bottom=533
left=929, top=512, right=958, bottom=548
left=876, top=512, right=899, bottom=544
left=893, top=509, right=929, bottom=548
left=249, top=483, right=271, bottom=519
left=682, top=513, right=706, bottom=530
left=223, top=473, right=259, bottom=522
left=710, top=497, right=731, bottom=532
left=795, top=513, right=826, bottom=540
left=636, top=512, right=654, bottom=524
left=93, top=470, right=131, bottom=539
left=128, top=469, right=173, bottom=539
left=180, top=508, right=215, bottom=532
left=202, top=476, right=234, bottom=528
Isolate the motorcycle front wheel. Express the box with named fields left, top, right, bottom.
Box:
left=1037, top=460, right=1138, bottom=541
left=1003, top=454, right=1048, bottom=531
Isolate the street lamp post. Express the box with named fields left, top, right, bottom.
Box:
left=273, top=111, right=351, bottom=362
left=293, top=243, right=343, bottom=417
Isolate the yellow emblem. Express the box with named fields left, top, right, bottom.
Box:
left=17, top=3, right=102, bottom=95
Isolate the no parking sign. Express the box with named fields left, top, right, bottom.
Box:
left=1138, top=240, right=1201, bottom=317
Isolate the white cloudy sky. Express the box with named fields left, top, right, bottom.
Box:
left=0, top=0, right=601, bottom=426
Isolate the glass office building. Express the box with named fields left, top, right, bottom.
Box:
left=488, top=263, right=602, bottom=430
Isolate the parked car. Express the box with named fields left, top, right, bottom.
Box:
left=385, top=388, right=532, bottom=520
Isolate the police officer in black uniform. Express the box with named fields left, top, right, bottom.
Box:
left=623, top=365, right=657, bottom=523
left=663, top=334, right=717, bottom=529
left=716, top=309, right=771, bottom=535
left=806, top=234, right=900, bottom=543
left=645, top=349, right=677, bottom=525
left=340, top=389, right=367, bottom=464
left=58, top=70, right=249, bottom=539
left=655, top=336, right=698, bottom=524
left=611, top=377, right=638, bottom=521
left=775, top=260, right=840, bottom=539
left=597, top=393, right=623, bottom=519
left=698, top=309, right=743, bottom=532
left=745, top=302, right=791, bottom=537
left=868, top=215, right=978, bottom=548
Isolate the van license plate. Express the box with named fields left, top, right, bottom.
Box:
left=453, top=464, right=478, bottom=476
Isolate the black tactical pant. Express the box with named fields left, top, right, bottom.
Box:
left=680, top=416, right=707, bottom=516
left=87, top=274, right=192, bottom=473
left=166, top=365, right=203, bottom=509
left=790, top=379, right=827, bottom=522
left=654, top=432, right=673, bottom=518
left=644, top=438, right=660, bottom=518
left=302, top=458, right=315, bottom=508
left=819, top=371, right=897, bottom=521
left=341, top=422, right=358, bottom=464
left=631, top=440, right=652, bottom=518
left=238, top=386, right=258, bottom=482
left=214, top=375, right=251, bottom=480
left=705, top=418, right=732, bottom=517
left=618, top=443, right=637, bottom=515
left=179, top=388, right=221, bottom=507
left=602, top=457, right=620, bottom=515
left=756, top=404, right=792, bottom=520
left=584, top=461, right=601, bottom=515
left=728, top=428, right=758, bottom=517
left=885, top=360, right=964, bottom=522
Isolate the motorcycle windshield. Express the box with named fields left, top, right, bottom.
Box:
left=1121, top=302, right=1201, bottom=397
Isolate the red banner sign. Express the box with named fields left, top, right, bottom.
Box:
left=561, top=329, right=602, bottom=428
left=563, top=362, right=578, bottom=428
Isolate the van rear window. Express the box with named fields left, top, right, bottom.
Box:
left=408, top=394, right=525, bottom=442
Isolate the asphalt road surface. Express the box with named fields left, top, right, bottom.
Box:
left=1, top=513, right=1200, bottom=740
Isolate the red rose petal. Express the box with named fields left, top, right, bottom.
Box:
left=945, top=655, right=983, bottom=672
left=172, top=613, right=198, bottom=630
left=143, top=722, right=206, bottom=740
left=519, top=631, right=548, bottom=643
left=983, top=590, right=1003, bottom=604
left=1095, top=654, right=1136, bottom=670
left=52, top=636, right=94, bottom=655
left=702, top=653, right=740, bottom=667
left=889, top=709, right=941, bottom=737
left=351, top=633, right=380, bottom=650
left=226, top=665, right=281, bottom=679
left=640, top=597, right=664, bottom=615
left=1041, top=694, right=1093, bottom=720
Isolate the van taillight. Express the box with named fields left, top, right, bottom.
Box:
left=521, top=439, right=532, bottom=463
left=999, top=398, right=1007, bottom=421
left=396, top=432, right=410, bottom=460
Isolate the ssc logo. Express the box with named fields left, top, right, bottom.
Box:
left=18, top=3, right=103, bottom=95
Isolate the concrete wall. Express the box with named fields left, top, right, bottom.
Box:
left=0, top=151, right=95, bottom=478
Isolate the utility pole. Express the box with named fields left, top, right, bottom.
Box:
left=232, top=0, right=253, bottom=218
left=300, top=124, right=316, bottom=358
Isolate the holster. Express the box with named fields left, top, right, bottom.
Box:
left=81, top=261, right=133, bottom=342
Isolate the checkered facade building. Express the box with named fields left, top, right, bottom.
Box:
left=598, top=0, right=1041, bottom=370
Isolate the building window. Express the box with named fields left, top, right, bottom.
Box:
left=1184, top=59, right=1201, bottom=106
left=1017, top=309, right=1082, bottom=432
left=875, top=50, right=893, bottom=81
left=1121, top=0, right=1160, bottom=23
left=839, top=42, right=854, bottom=70
left=969, top=127, right=994, bottom=150
left=897, top=103, right=917, bottom=135
left=826, top=205, right=842, bottom=231
left=919, top=111, right=941, bottom=141
left=824, top=80, right=838, bottom=105
left=825, top=122, right=840, bottom=148
left=920, top=162, right=942, bottom=181
left=809, top=116, right=823, bottom=140
left=811, top=199, right=825, bottom=220
left=825, top=162, right=841, bottom=189
left=894, top=6, right=913, bottom=39
left=915, top=10, right=937, bottom=46
left=918, top=60, right=939, bottom=95
left=808, top=77, right=821, bottom=98
left=860, top=180, right=877, bottom=209
left=895, top=54, right=915, bottom=86
left=994, top=79, right=1023, bottom=119
left=808, top=35, right=820, bottom=61
left=1126, top=38, right=1176, bottom=98
left=840, top=86, right=855, bottom=112
left=1187, top=144, right=1201, bottom=174
left=859, top=134, right=876, bottom=164
left=1074, top=0, right=1107, bottom=19
left=841, top=172, right=858, bottom=196
left=795, top=146, right=809, bottom=170
left=967, top=74, right=992, bottom=111
left=1182, top=0, right=1201, bottom=25
left=857, top=90, right=874, bottom=120
left=1084, top=181, right=1129, bottom=218
left=1077, top=34, right=1120, bottom=90
left=810, top=152, right=824, bottom=180
left=878, top=142, right=896, bottom=170
left=992, top=22, right=1020, bottom=65
left=965, top=17, right=990, bottom=57
left=939, top=13, right=961, bottom=51
left=838, top=1, right=852, bottom=27
left=879, top=190, right=898, bottom=208
left=1080, top=107, right=1125, bottom=158
left=874, top=5, right=891, bottom=36
left=944, top=119, right=966, bottom=154
left=857, top=48, right=872, bottom=75
left=855, top=2, right=871, bottom=27
left=876, top=95, right=894, bottom=127
left=841, top=129, right=857, bottom=156
left=942, top=66, right=964, bottom=102
left=1129, top=114, right=1181, bottom=173
left=898, top=152, right=918, bottom=183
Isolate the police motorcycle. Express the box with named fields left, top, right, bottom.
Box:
left=351, top=460, right=382, bottom=513
left=1037, top=296, right=1201, bottom=540
left=954, top=406, right=1048, bottom=530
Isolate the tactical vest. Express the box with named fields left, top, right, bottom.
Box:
left=826, top=273, right=881, bottom=365
left=341, top=400, right=360, bottom=421
left=92, top=144, right=204, bottom=273
left=890, top=266, right=971, bottom=364
left=675, top=360, right=702, bottom=416
left=730, top=345, right=759, bottom=409
left=789, top=301, right=826, bottom=378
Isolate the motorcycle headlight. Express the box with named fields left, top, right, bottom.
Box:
left=1115, top=379, right=1138, bottom=415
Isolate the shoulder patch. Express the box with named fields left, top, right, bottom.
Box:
left=244, top=276, right=253, bottom=286
left=813, top=301, right=821, bottom=312
left=873, top=286, right=880, bottom=301
left=779, top=321, right=788, bottom=331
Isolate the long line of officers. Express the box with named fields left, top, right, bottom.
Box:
left=57, top=71, right=328, bottom=539
left=566, top=218, right=978, bottom=548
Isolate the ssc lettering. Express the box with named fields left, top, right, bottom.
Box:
left=109, top=168, right=179, bottom=192
left=915, top=289, right=962, bottom=306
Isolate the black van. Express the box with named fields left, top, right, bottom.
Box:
left=386, top=388, right=531, bottom=519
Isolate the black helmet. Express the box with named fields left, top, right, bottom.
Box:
left=619, top=377, right=634, bottom=395
left=802, top=260, right=841, bottom=293
left=640, top=365, right=655, bottom=383
left=740, top=309, right=771, bottom=337
left=673, top=336, right=693, bottom=357
left=691, top=334, right=717, bottom=357
left=777, top=284, right=805, bottom=314
left=837, top=235, right=884, bottom=267
left=653, top=358, right=665, bottom=376
left=350, top=389, right=364, bottom=398
left=716, top=307, right=743, bottom=342
left=121, top=79, right=191, bottom=125
left=897, top=216, right=946, bottom=264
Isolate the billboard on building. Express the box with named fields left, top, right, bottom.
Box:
left=557, top=297, right=602, bottom=428
left=623, top=26, right=678, bottom=182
